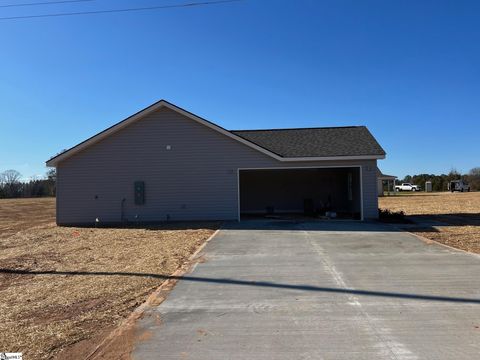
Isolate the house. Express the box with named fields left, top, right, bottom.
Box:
left=377, top=169, right=397, bottom=196
left=46, top=100, right=386, bottom=225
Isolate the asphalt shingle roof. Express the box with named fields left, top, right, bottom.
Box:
left=231, top=126, right=385, bottom=158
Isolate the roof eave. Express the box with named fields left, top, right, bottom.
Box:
left=279, top=154, right=385, bottom=162
left=47, top=153, right=385, bottom=168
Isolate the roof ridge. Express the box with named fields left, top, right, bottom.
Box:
left=230, top=125, right=364, bottom=132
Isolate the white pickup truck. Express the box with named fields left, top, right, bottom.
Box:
left=395, top=183, right=421, bottom=192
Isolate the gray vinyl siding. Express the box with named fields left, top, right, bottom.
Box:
left=56, top=107, right=379, bottom=224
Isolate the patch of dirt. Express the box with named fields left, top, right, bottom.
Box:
left=379, top=192, right=480, bottom=253
left=0, top=198, right=218, bottom=360
left=23, top=298, right=106, bottom=325
left=411, top=225, right=480, bottom=254
left=53, top=326, right=117, bottom=360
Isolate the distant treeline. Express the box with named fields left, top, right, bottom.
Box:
left=399, top=168, right=480, bottom=192
left=1, top=166, right=478, bottom=199
left=0, top=169, right=56, bottom=198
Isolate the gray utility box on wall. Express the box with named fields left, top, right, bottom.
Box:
left=134, top=181, right=145, bottom=205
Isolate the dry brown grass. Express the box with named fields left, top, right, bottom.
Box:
left=378, top=191, right=480, bottom=215
left=0, top=198, right=217, bottom=359
left=0, top=197, right=56, bottom=238
left=379, top=192, right=480, bottom=253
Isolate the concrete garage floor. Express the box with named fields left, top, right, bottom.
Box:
left=133, top=220, right=480, bottom=359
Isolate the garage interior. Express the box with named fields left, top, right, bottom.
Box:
left=239, top=167, right=361, bottom=220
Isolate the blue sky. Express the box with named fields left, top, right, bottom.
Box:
left=1, top=0, right=479, bottom=179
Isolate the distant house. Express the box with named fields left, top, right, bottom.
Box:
left=377, top=169, right=397, bottom=196
left=46, top=100, right=386, bottom=225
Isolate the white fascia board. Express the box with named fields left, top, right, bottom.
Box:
left=279, top=154, right=385, bottom=162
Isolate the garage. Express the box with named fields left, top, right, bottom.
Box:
left=239, top=167, right=362, bottom=220
left=47, top=100, right=385, bottom=224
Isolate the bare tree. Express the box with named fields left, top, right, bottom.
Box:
left=468, top=167, right=480, bottom=191
left=1, top=169, right=21, bottom=184
left=46, top=168, right=56, bottom=182
left=469, top=167, right=480, bottom=177
left=0, top=169, right=22, bottom=198
left=46, top=168, right=56, bottom=196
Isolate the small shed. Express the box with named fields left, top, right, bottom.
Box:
left=377, top=168, right=397, bottom=196
left=425, top=181, right=432, bottom=192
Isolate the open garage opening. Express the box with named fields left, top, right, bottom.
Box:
left=239, top=167, right=362, bottom=220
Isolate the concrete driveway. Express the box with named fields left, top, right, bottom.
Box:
left=133, top=221, right=480, bottom=359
